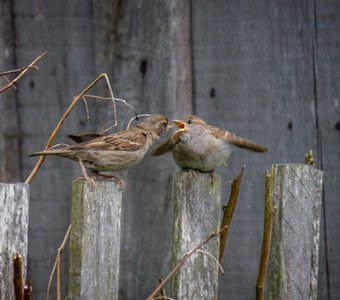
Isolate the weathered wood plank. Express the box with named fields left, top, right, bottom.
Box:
left=69, top=179, right=122, bottom=300
left=90, top=1, right=193, bottom=298
left=172, top=171, right=221, bottom=299
left=314, top=1, right=340, bottom=298
left=0, top=183, right=29, bottom=300
left=267, top=164, right=323, bottom=299
left=0, top=0, right=22, bottom=182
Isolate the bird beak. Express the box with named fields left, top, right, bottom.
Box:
left=172, top=120, right=186, bottom=130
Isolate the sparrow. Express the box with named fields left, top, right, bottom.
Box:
left=29, top=114, right=171, bottom=188
left=151, top=115, right=268, bottom=172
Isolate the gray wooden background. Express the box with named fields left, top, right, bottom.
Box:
left=0, top=1, right=339, bottom=299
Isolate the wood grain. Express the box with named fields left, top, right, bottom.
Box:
left=69, top=179, right=122, bottom=300
left=172, top=171, right=221, bottom=299
left=0, top=183, right=29, bottom=300
left=267, top=164, right=323, bottom=299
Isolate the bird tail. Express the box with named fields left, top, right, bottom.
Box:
left=28, top=148, right=71, bottom=158
left=224, top=132, right=268, bottom=153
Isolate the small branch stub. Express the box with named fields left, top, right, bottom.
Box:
left=256, top=170, right=274, bottom=300
left=219, top=166, right=245, bottom=264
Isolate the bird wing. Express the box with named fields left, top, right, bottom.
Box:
left=151, top=130, right=183, bottom=156
left=208, top=124, right=268, bottom=152
left=69, top=127, right=147, bottom=152
left=224, top=131, right=268, bottom=152
left=68, top=132, right=104, bottom=143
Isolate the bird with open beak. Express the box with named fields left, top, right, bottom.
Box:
left=30, top=114, right=172, bottom=188
left=151, top=115, right=268, bottom=172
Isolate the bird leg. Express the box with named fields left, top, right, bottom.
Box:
left=77, top=159, right=97, bottom=190
left=91, top=171, right=125, bottom=190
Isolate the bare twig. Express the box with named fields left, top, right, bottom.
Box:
left=0, top=66, right=39, bottom=77
left=25, top=73, right=118, bottom=184
left=47, top=224, right=71, bottom=300
left=84, top=95, right=138, bottom=118
left=81, top=96, right=91, bottom=123
left=158, top=278, right=167, bottom=300
left=127, top=114, right=151, bottom=129
left=103, top=74, right=118, bottom=132
left=146, top=225, right=228, bottom=300
left=0, top=50, right=48, bottom=94
left=219, top=166, right=245, bottom=264
left=256, top=170, right=274, bottom=300
left=13, top=253, right=23, bottom=300
left=196, top=249, right=224, bottom=275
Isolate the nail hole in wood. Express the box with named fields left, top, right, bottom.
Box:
left=210, top=88, right=216, bottom=98
left=140, top=59, right=148, bottom=76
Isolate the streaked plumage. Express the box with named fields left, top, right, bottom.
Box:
left=30, top=114, right=171, bottom=173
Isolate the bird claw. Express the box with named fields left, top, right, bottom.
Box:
left=77, top=176, right=97, bottom=191
left=91, top=173, right=125, bottom=190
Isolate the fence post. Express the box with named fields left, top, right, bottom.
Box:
left=172, top=171, right=221, bottom=300
left=68, top=179, right=122, bottom=300
left=267, top=164, right=323, bottom=299
left=0, top=183, right=29, bottom=300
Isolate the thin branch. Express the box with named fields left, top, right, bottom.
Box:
left=47, top=224, right=71, bottom=300
left=196, top=249, right=224, bottom=275
left=158, top=278, right=167, bottom=300
left=26, top=73, right=108, bottom=184
left=146, top=225, right=228, bottom=300
left=13, top=253, right=23, bottom=300
left=102, top=73, right=118, bottom=132
left=0, top=66, right=39, bottom=77
left=81, top=96, right=91, bottom=123
left=127, top=114, right=151, bottom=129
left=256, top=170, right=274, bottom=300
left=219, top=166, right=245, bottom=264
left=0, top=50, right=48, bottom=94
left=83, top=95, right=138, bottom=118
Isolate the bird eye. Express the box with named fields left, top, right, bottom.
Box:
left=187, top=119, right=192, bottom=124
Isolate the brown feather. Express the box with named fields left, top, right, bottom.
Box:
left=68, top=132, right=103, bottom=143
left=68, top=127, right=146, bottom=152
left=224, top=131, right=268, bottom=152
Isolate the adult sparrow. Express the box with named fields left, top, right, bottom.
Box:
left=30, top=114, right=171, bottom=188
left=151, top=115, right=268, bottom=172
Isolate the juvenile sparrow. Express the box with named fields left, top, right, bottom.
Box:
left=30, top=114, right=171, bottom=187
left=151, top=115, right=268, bottom=172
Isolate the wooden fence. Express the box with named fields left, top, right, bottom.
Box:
left=0, top=163, right=323, bottom=299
